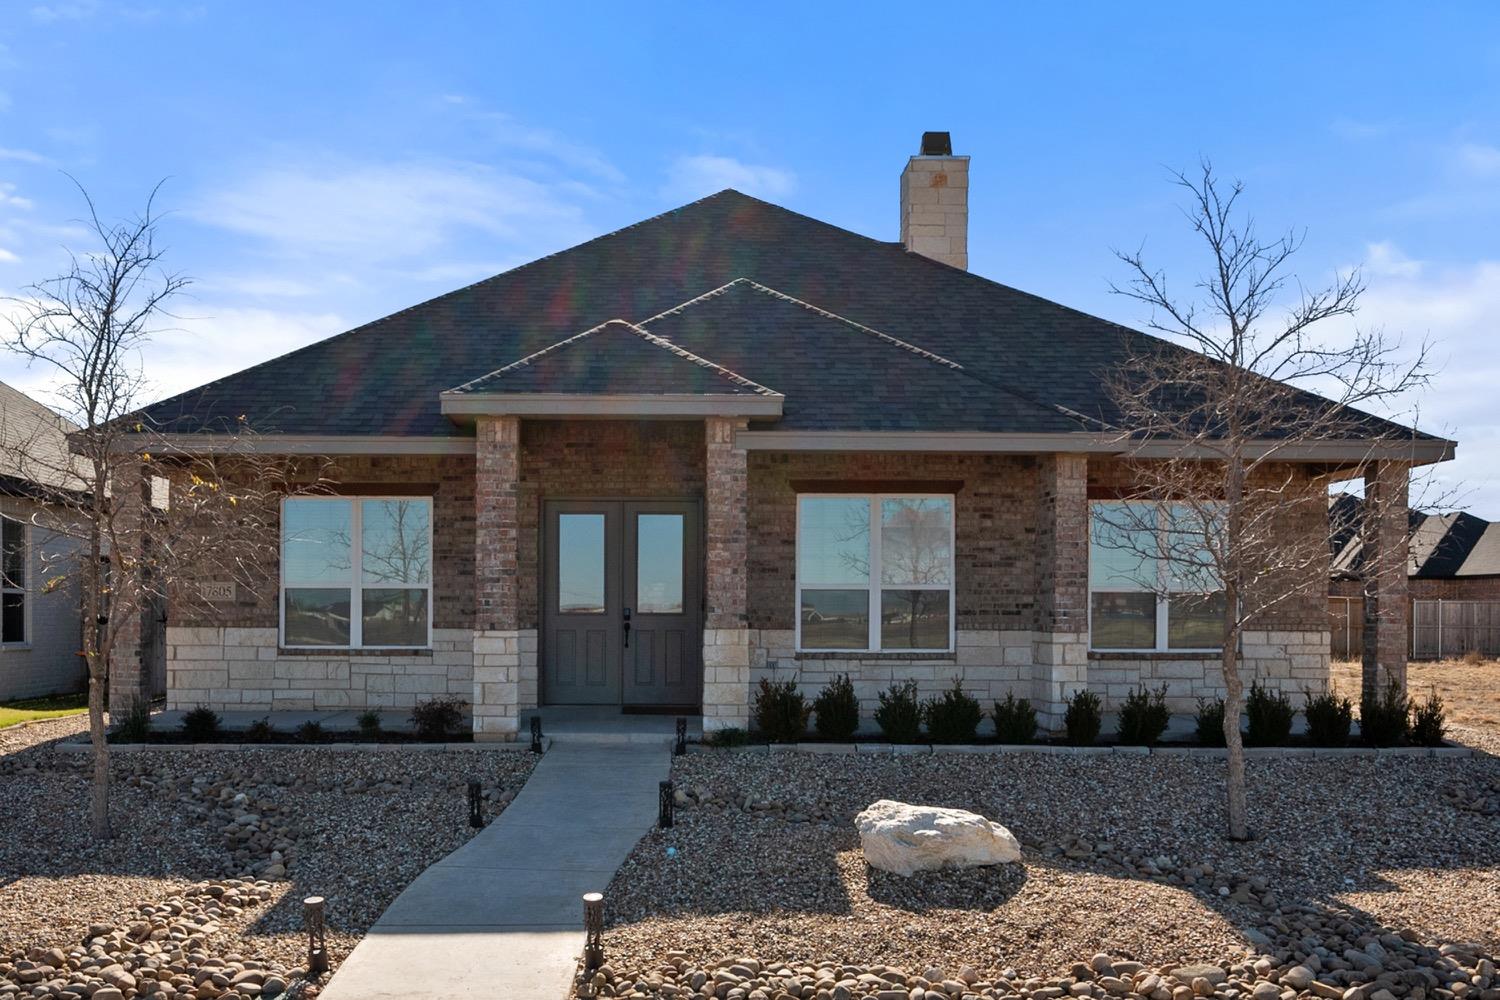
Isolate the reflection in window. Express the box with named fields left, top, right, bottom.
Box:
left=797, top=498, right=869, bottom=585
left=281, top=497, right=432, bottom=648
left=1, top=516, right=24, bottom=644
left=636, top=514, right=683, bottom=614
left=1088, top=501, right=1224, bottom=651
left=558, top=514, right=606, bottom=614
left=800, top=589, right=870, bottom=650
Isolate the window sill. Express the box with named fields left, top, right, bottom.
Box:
left=0, top=643, right=32, bottom=651
left=278, top=647, right=433, bottom=657
left=795, top=650, right=956, bottom=661
left=1089, top=650, right=1222, bottom=660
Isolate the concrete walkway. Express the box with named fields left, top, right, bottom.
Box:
left=320, top=742, right=670, bottom=1000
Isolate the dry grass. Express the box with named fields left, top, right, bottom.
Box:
left=1331, top=657, right=1500, bottom=733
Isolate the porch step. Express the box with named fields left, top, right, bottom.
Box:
left=520, top=707, right=702, bottom=748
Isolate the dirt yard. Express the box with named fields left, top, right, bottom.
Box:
left=1333, top=657, right=1500, bottom=739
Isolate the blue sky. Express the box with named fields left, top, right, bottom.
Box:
left=1, top=2, right=1497, bottom=509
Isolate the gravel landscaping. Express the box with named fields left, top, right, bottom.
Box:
left=0, top=718, right=535, bottom=998
left=590, top=748, right=1500, bottom=1000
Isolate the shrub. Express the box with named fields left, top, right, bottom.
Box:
left=296, top=720, right=325, bottom=743
left=1195, top=696, right=1228, bottom=747
left=356, top=709, right=382, bottom=736
left=180, top=706, right=220, bottom=741
left=875, top=680, right=923, bottom=743
left=1303, top=687, right=1353, bottom=747
left=245, top=716, right=277, bottom=742
left=1116, top=684, right=1171, bottom=746
left=410, top=696, right=468, bottom=740
left=1245, top=681, right=1295, bottom=746
left=1462, top=648, right=1484, bottom=665
left=923, top=679, right=983, bottom=743
left=1409, top=688, right=1446, bottom=747
left=1063, top=689, right=1102, bottom=746
left=1360, top=678, right=1410, bottom=747
left=812, top=674, right=860, bottom=740
left=753, top=677, right=809, bottom=742
left=707, top=726, right=748, bottom=748
left=991, top=692, right=1038, bottom=744
left=113, top=699, right=153, bottom=742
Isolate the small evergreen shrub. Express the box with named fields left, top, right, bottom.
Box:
left=1408, top=689, right=1446, bottom=747
left=180, top=705, right=221, bottom=741
left=874, top=680, right=923, bottom=743
left=1245, top=681, right=1295, bottom=746
left=410, top=696, right=468, bottom=740
left=1303, top=687, right=1353, bottom=747
left=753, top=677, right=809, bottom=742
left=923, top=679, right=984, bottom=743
left=1195, top=697, right=1228, bottom=747
left=1063, top=689, right=1102, bottom=746
left=991, top=692, right=1038, bottom=744
left=1116, top=684, right=1171, bottom=746
left=356, top=709, right=382, bottom=736
left=1360, top=678, right=1410, bottom=747
left=296, top=720, right=324, bottom=743
left=812, top=674, right=860, bottom=740
left=245, top=716, right=277, bottom=742
left=113, top=699, right=153, bottom=742
left=707, top=726, right=748, bottom=748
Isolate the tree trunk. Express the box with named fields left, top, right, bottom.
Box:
left=1221, top=626, right=1249, bottom=841
left=85, top=487, right=111, bottom=841
left=88, top=657, right=111, bottom=840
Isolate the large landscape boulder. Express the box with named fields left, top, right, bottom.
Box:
left=854, top=799, right=1021, bottom=876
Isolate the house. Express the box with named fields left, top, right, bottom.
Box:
left=112, top=134, right=1454, bottom=738
left=0, top=381, right=86, bottom=701
left=1330, top=495, right=1500, bottom=659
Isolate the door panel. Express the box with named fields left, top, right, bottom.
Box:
left=542, top=500, right=702, bottom=707
left=543, top=503, right=622, bottom=704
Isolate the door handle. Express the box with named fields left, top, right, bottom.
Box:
left=622, top=607, right=631, bottom=648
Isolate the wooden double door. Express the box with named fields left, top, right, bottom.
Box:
left=541, top=500, right=702, bottom=707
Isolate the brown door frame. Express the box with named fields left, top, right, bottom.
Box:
left=539, top=496, right=704, bottom=707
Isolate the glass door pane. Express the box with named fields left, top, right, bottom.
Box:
left=558, top=514, right=606, bottom=613
left=635, top=514, right=684, bottom=614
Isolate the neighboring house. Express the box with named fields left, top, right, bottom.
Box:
left=0, top=381, right=86, bottom=701
left=1330, top=495, right=1500, bottom=659
left=117, top=134, right=1453, bottom=737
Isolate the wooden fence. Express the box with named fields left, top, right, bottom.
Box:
left=1329, top=596, right=1500, bottom=660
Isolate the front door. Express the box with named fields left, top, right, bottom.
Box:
left=542, top=500, right=702, bottom=707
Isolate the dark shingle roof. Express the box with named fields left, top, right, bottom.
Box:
left=1330, top=497, right=1500, bottom=580
left=130, top=189, right=1443, bottom=443
left=449, top=319, right=776, bottom=398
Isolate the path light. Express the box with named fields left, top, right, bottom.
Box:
left=658, top=780, right=674, bottom=829
left=468, top=779, right=483, bottom=829
left=530, top=716, right=543, bottom=754
left=582, top=892, right=605, bottom=974
left=303, top=896, right=328, bottom=977
left=674, top=717, right=687, bottom=756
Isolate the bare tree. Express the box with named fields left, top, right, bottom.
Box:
left=1100, top=162, right=1437, bottom=841
left=2, top=182, right=328, bottom=839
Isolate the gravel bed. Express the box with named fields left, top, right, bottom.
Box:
left=592, top=749, right=1500, bottom=1000
left=0, top=733, right=536, bottom=998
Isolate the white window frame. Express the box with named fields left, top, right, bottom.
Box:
left=795, top=493, right=956, bottom=654
left=279, top=496, right=434, bottom=650
left=1, top=514, right=28, bottom=647
left=1087, top=499, right=1222, bottom=654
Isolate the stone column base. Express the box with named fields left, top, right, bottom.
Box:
left=472, top=628, right=538, bottom=741
left=1031, top=632, right=1088, bottom=732
left=702, top=628, right=751, bottom=731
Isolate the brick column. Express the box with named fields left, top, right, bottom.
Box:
left=107, top=459, right=153, bottom=717
left=702, top=416, right=750, bottom=730
left=472, top=415, right=527, bottom=740
left=1032, top=454, right=1090, bottom=730
left=1361, top=459, right=1410, bottom=701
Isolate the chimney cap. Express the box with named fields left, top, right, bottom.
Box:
left=919, top=131, right=953, bottom=156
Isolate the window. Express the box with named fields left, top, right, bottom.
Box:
left=1089, top=501, right=1225, bottom=651
left=281, top=497, right=432, bottom=648
left=797, top=495, right=954, bottom=652
left=2, top=515, right=25, bottom=644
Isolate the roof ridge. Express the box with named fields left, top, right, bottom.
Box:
left=446, top=317, right=781, bottom=397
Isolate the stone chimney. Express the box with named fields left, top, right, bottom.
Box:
left=899, top=131, right=968, bottom=269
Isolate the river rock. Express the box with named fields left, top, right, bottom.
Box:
left=853, top=800, right=1021, bottom=877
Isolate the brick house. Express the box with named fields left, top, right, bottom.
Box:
left=114, top=134, right=1453, bottom=739
left=1330, top=495, right=1500, bottom=659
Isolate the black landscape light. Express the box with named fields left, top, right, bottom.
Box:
left=468, top=779, right=483, bottom=828
left=583, top=892, right=605, bottom=973
left=674, top=717, right=687, bottom=756
left=658, top=780, right=674, bottom=829
left=530, top=715, right=543, bottom=753
left=303, top=896, right=329, bottom=977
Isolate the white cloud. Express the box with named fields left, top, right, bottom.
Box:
left=0, top=147, right=51, bottom=164
left=661, top=154, right=796, bottom=202
left=1350, top=244, right=1500, bottom=515
left=190, top=157, right=595, bottom=270
left=1455, top=142, right=1500, bottom=176
left=0, top=248, right=18, bottom=263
